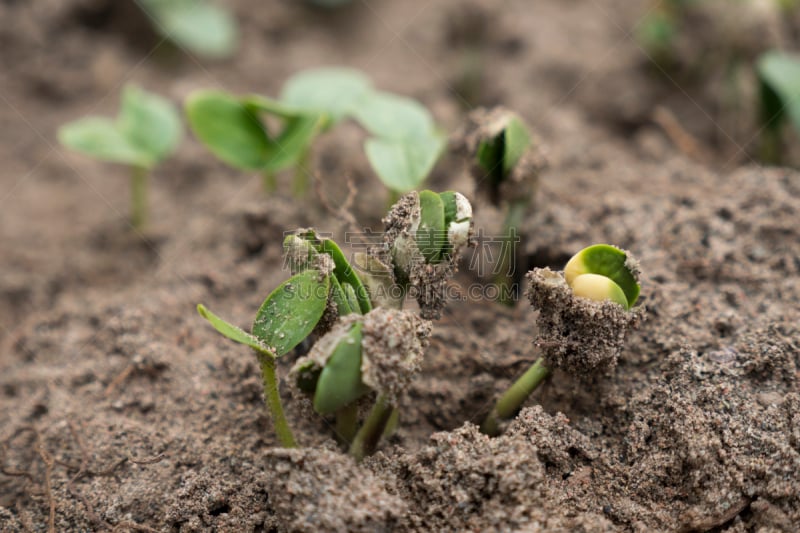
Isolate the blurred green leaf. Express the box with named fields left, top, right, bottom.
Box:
left=503, top=116, right=532, bottom=174
left=118, top=85, right=183, bottom=163
left=364, top=133, right=445, bottom=193
left=756, top=51, right=800, bottom=133
left=252, top=270, right=331, bottom=357
left=313, top=323, right=370, bottom=414
left=59, top=117, right=152, bottom=167
left=281, top=67, right=372, bottom=123
left=353, top=91, right=436, bottom=140
left=264, top=114, right=326, bottom=172
left=144, top=0, right=238, bottom=59
left=186, top=90, right=274, bottom=170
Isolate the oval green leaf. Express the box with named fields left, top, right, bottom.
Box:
left=317, top=238, right=372, bottom=314
left=252, top=270, right=331, bottom=356
left=146, top=0, right=238, bottom=59
left=117, top=85, right=183, bottom=164
left=352, top=91, right=436, bottom=140
left=364, top=133, right=445, bottom=193
left=281, top=68, right=372, bottom=124
left=313, top=323, right=370, bottom=414
left=185, top=90, right=274, bottom=170
left=58, top=117, right=152, bottom=168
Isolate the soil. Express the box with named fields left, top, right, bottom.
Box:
left=2, top=0, right=800, bottom=531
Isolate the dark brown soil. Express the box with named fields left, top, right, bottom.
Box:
left=2, top=0, right=800, bottom=531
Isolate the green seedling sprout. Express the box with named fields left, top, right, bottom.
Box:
left=481, top=244, right=643, bottom=437
left=456, top=107, right=546, bottom=306
left=197, top=191, right=472, bottom=458
left=138, top=0, right=238, bottom=59
left=185, top=67, right=445, bottom=197
left=58, top=85, right=182, bottom=230
left=756, top=50, right=800, bottom=164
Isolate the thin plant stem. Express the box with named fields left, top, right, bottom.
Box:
left=130, top=165, right=148, bottom=230
left=480, top=357, right=550, bottom=437
left=349, top=394, right=392, bottom=461
left=335, top=402, right=359, bottom=446
left=495, top=200, right=528, bottom=306
left=292, top=149, right=311, bottom=198
left=257, top=352, right=297, bottom=448
left=263, top=170, right=278, bottom=194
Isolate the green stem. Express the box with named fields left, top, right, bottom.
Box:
left=480, top=357, right=550, bottom=437
left=257, top=352, right=297, bottom=447
left=292, top=149, right=311, bottom=198
left=349, top=394, right=392, bottom=461
left=130, top=166, right=148, bottom=230
left=263, top=170, right=277, bottom=194
left=495, top=200, right=528, bottom=306
left=335, top=402, right=359, bottom=446
left=759, top=126, right=782, bottom=166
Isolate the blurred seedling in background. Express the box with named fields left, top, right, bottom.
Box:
left=197, top=191, right=472, bottom=458
left=481, top=244, right=644, bottom=436
left=58, top=85, right=182, bottom=230
left=185, top=67, right=445, bottom=199
left=756, top=51, right=800, bottom=164
left=137, top=0, right=238, bottom=59
left=454, top=107, right=546, bottom=306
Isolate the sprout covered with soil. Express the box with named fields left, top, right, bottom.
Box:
left=481, top=244, right=644, bottom=436
left=292, top=308, right=431, bottom=460
left=360, top=190, right=474, bottom=319
left=453, top=106, right=547, bottom=305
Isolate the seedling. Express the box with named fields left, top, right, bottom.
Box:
left=481, top=244, right=643, bottom=436
left=756, top=50, right=800, bottom=164
left=58, top=85, right=182, bottom=230
left=455, top=107, right=546, bottom=306
left=138, top=0, right=238, bottom=59
left=197, top=191, right=472, bottom=457
left=185, top=67, right=445, bottom=197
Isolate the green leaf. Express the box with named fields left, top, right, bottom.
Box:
left=264, top=114, right=325, bottom=172
left=313, top=323, right=370, bottom=414
left=756, top=51, right=800, bottom=133
left=58, top=117, right=153, bottom=167
left=364, top=133, right=445, bottom=193
left=185, top=90, right=274, bottom=170
left=342, top=283, right=360, bottom=316
left=252, top=270, right=331, bottom=356
left=197, top=304, right=274, bottom=356
left=329, top=276, right=353, bottom=316
left=416, top=190, right=445, bottom=263
left=564, top=244, right=640, bottom=308
left=117, top=85, right=183, bottom=164
left=242, top=94, right=305, bottom=119
left=317, top=238, right=372, bottom=313
left=503, top=116, right=532, bottom=174
left=281, top=68, right=372, bottom=124
left=352, top=91, right=436, bottom=140
left=146, top=0, right=238, bottom=59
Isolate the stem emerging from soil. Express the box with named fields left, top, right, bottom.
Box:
left=257, top=352, right=297, bottom=448
left=481, top=357, right=550, bottom=436
left=349, top=394, right=392, bottom=461
left=335, top=403, right=359, bottom=446
left=292, top=149, right=311, bottom=198
left=263, top=170, right=277, bottom=194
left=495, top=200, right=527, bottom=306
left=130, top=165, right=148, bottom=230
